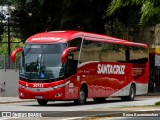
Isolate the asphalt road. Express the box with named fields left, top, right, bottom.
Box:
left=0, top=96, right=160, bottom=120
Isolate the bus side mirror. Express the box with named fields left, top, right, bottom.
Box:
left=62, top=47, right=77, bottom=63
left=11, top=48, right=23, bottom=63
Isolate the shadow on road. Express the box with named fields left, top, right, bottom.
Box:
left=22, top=98, right=139, bottom=107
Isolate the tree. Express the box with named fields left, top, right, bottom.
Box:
left=2, top=0, right=112, bottom=42
left=60, top=0, right=110, bottom=33
left=0, top=13, right=5, bottom=41
left=107, top=0, right=160, bottom=25
left=2, top=0, right=145, bottom=42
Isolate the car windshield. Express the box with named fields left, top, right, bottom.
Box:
left=19, top=43, right=67, bottom=81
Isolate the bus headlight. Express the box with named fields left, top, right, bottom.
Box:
left=52, top=84, right=65, bottom=89
left=52, top=81, right=70, bottom=90
left=19, top=84, right=27, bottom=89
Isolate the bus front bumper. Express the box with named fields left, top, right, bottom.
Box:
left=18, top=87, right=65, bottom=100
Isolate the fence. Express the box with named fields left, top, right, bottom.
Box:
left=0, top=56, right=21, bottom=70
left=0, top=56, right=20, bottom=97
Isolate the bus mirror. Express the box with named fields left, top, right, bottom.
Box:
left=11, top=48, right=23, bottom=63
left=62, top=47, right=77, bottom=63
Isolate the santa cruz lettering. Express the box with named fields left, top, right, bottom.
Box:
left=97, top=64, right=125, bottom=75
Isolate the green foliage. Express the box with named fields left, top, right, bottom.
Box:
left=3, top=0, right=158, bottom=43
left=155, top=101, right=160, bottom=106
left=107, top=0, right=142, bottom=16
left=0, top=33, right=23, bottom=55
left=107, top=0, right=160, bottom=25
left=61, top=0, right=110, bottom=33
left=5, top=0, right=112, bottom=42
left=140, top=0, right=160, bottom=24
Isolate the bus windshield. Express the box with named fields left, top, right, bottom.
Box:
left=20, top=43, right=67, bottom=81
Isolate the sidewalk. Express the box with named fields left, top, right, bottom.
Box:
left=143, top=92, right=160, bottom=96
left=0, top=97, right=35, bottom=104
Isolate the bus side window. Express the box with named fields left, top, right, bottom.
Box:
left=66, top=38, right=82, bottom=76
left=80, top=40, right=102, bottom=63
left=69, top=38, right=82, bottom=50
left=129, top=46, right=148, bottom=64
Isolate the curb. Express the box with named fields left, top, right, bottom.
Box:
left=0, top=100, right=36, bottom=104
left=0, top=98, right=36, bottom=104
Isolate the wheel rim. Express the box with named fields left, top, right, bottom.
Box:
left=130, top=87, right=134, bottom=99
left=80, top=90, right=85, bottom=102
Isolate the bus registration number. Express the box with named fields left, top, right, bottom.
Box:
left=33, top=84, right=44, bottom=88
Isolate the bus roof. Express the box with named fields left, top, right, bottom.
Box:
left=26, top=30, right=148, bottom=48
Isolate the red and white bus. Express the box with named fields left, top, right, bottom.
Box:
left=11, top=31, right=149, bottom=105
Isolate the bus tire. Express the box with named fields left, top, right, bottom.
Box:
left=74, top=87, right=86, bottom=105
left=93, top=97, right=106, bottom=103
left=121, top=84, right=135, bottom=101
left=37, top=99, right=48, bottom=106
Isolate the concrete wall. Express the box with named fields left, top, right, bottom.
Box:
left=0, top=70, right=18, bottom=97
left=125, top=26, right=155, bottom=48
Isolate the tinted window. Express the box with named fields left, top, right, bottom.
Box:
left=20, top=43, right=67, bottom=81
left=65, top=38, right=82, bottom=76
left=129, top=46, right=148, bottom=64
left=68, top=38, right=82, bottom=61
left=80, top=39, right=148, bottom=64
left=100, top=44, right=126, bottom=62
left=80, top=40, right=126, bottom=63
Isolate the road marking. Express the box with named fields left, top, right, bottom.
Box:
left=138, top=109, right=160, bottom=111
left=61, top=111, right=124, bottom=120
left=62, top=117, right=85, bottom=120
left=0, top=117, right=18, bottom=120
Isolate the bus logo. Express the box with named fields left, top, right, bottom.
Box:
left=32, top=37, right=61, bottom=41
left=97, top=64, right=125, bottom=75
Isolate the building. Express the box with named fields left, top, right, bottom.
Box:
left=126, top=25, right=160, bottom=92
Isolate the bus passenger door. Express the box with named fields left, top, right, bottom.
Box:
left=66, top=54, right=78, bottom=76
left=64, top=53, right=79, bottom=99
left=66, top=37, right=82, bottom=99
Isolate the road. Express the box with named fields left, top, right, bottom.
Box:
left=0, top=96, right=160, bottom=119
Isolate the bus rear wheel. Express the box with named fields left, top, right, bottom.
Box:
left=121, top=84, right=135, bottom=101
left=37, top=99, right=48, bottom=106
left=74, top=87, right=86, bottom=105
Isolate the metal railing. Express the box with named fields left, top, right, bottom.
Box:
left=0, top=56, right=21, bottom=71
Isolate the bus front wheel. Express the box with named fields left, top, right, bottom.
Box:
left=37, top=99, right=48, bottom=106
left=74, top=87, right=86, bottom=105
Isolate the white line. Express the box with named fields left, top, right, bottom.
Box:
left=62, top=117, right=84, bottom=120
left=61, top=112, right=123, bottom=120
left=0, top=117, right=18, bottom=120
left=138, top=109, right=160, bottom=111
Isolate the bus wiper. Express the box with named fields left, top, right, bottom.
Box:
left=28, top=57, right=39, bottom=81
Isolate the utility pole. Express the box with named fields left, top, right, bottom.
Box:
left=8, top=17, right=11, bottom=56
left=8, top=16, right=11, bottom=68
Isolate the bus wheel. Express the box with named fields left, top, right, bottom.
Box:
left=37, top=99, right=48, bottom=106
left=74, top=87, right=86, bottom=105
left=121, top=84, right=135, bottom=101
left=93, top=97, right=106, bottom=103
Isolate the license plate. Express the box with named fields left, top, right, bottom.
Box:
left=35, top=96, right=43, bottom=99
